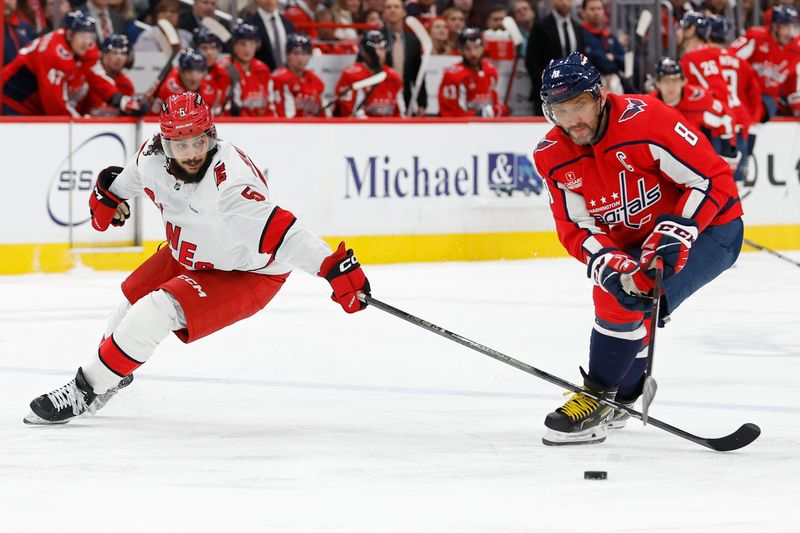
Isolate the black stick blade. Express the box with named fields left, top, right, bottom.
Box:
left=705, top=423, right=761, bottom=452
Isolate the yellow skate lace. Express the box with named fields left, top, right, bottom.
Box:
left=558, top=393, right=600, bottom=421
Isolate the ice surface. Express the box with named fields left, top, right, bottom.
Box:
left=0, top=253, right=798, bottom=532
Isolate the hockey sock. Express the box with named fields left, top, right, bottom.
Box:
left=616, top=347, right=648, bottom=401
left=83, top=290, right=186, bottom=393
left=587, top=317, right=646, bottom=389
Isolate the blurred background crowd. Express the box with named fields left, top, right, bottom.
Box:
left=1, top=0, right=799, bottom=122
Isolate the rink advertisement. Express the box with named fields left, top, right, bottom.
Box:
left=0, top=118, right=798, bottom=274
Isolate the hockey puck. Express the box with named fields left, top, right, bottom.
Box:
left=584, top=471, right=607, bottom=480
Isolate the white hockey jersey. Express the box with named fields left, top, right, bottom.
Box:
left=110, top=136, right=332, bottom=276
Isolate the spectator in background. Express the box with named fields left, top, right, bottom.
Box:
left=107, top=0, right=141, bottom=44
left=225, top=23, right=272, bottom=116
left=79, top=34, right=139, bottom=116
left=4, top=0, right=35, bottom=66
left=382, top=0, right=426, bottom=114
left=364, top=0, right=384, bottom=13
left=525, top=0, right=584, bottom=114
left=511, top=0, right=535, bottom=56
left=580, top=0, right=626, bottom=93
left=701, top=0, right=727, bottom=16
left=442, top=6, right=465, bottom=48
left=284, top=0, right=325, bottom=38
left=244, top=0, right=296, bottom=70
left=334, top=30, right=404, bottom=117
left=331, top=0, right=361, bottom=40
left=134, top=0, right=193, bottom=53
left=428, top=16, right=453, bottom=55
left=269, top=33, right=325, bottom=117
left=16, top=0, right=47, bottom=34
left=450, top=0, right=473, bottom=19
left=438, top=27, right=506, bottom=117
left=484, top=3, right=507, bottom=30
left=76, top=0, right=127, bottom=43
left=407, top=0, right=437, bottom=21
left=178, top=0, right=218, bottom=34
left=314, top=8, right=359, bottom=52
left=194, top=26, right=231, bottom=115
left=362, top=8, right=383, bottom=30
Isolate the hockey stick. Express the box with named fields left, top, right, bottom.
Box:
left=361, top=295, right=761, bottom=452
left=501, top=16, right=524, bottom=109
left=743, top=238, right=800, bottom=268
left=324, top=71, right=387, bottom=111
left=146, top=19, right=181, bottom=110
left=641, top=257, right=664, bottom=425
left=624, top=9, right=653, bottom=79
left=202, top=16, right=232, bottom=44
left=405, top=16, right=432, bottom=116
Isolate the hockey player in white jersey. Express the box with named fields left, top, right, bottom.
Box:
left=24, top=91, right=370, bottom=425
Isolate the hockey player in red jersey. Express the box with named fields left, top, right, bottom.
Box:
left=147, top=48, right=217, bottom=115
left=23, top=92, right=371, bottom=425
left=2, top=11, right=125, bottom=116
left=438, top=28, right=507, bottom=118
left=223, top=22, right=272, bottom=117
left=650, top=58, right=740, bottom=171
left=193, top=27, right=232, bottom=116
left=532, top=53, right=743, bottom=446
left=334, top=30, right=404, bottom=118
left=77, top=34, right=141, bottom=117
left=269, top=33, right=324, bottom=118
left=730, top=4, right=800, bottom=120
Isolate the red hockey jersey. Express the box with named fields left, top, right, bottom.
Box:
left=730, top=27, right=794, bottom=98
left=532, top=93, right=742, bottom=264
left=438, top=59, right=504, bottom=117
left=148, top=68, right=217, bottom=115
left=334, top=64, right=404, bottom=117
left=648, top=84, right=734, bottom=140
left=77, top=65, right=134, bottom=116
left=206, top=61, right=232, bottom=115
left=1, top=29, right=116, bottom=116
left=269, top=67, right=324, bottom=118
left=225, top=58, right=272, bottom=117
left=680, top=45, right=759, bottom=132
left=779, top=37, right=800, bottom=117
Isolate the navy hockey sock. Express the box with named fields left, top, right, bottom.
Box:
left=587, top=318, right=645, bottom=389
left=617, top=355, right=648, bottom=401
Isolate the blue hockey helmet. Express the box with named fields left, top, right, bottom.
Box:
left=232, top=23, right=260, bottom=43
left=771, top=5, right=800, bottom=26
left=457, top=27, right=483, bottom=48
left=679, top=11, right=712, bottom=41
left=178, top=48, right=208, bottom=71
left=540, top=52, right=601, bottom=108
left=359, top=30, right=388, bottom=70
left=193, top=26, right=222, bottom=48
left=656, top=57, right=683, bottom=78
left=100, top=33, right=130, bottom=54
left=63, top=11, right=97, bottom=33
left=707, top=15, right=731, bottom=43
left=286, top=33, right=312, bottom=54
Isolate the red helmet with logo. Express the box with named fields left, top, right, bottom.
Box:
left=159, top=92, right=217, bottom=159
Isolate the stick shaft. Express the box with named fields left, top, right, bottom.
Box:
left=743, top=238, right=800, bottom=268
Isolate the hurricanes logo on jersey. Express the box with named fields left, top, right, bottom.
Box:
left=618, top=98, right=647, bottom=122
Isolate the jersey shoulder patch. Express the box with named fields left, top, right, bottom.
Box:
left=618, top=97, right=648, bottom=122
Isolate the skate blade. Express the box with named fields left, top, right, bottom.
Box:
left=608, top=419, right=628, bottom=430
left=542, top=426, right=608, bottom=446
left=23, top=411, right=70, bottom=425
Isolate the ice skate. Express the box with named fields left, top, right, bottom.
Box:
left=92, top=374, right=134, bottom=412
left=609, top=400, right=635, bottom=430
left=24, top=368, right=97, bottom=425
left=542, top=374, right=616, bottom=446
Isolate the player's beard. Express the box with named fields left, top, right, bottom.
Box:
left=167, top=150, right=216, bottom=184
left=564, top=101, right=607, bottom=145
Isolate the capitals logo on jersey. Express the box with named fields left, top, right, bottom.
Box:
left=618, top=98, right=647, bottom=122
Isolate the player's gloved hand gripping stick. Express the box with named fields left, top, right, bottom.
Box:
left=319, top=242, right=370, bottom=313
left=89, top=166, right=130, bottom=231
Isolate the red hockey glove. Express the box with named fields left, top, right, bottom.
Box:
left=318, top=241, right=370, bottom=314
left=588, top=248, right=652, bottom=312
left=640, top=215, right=699, bottom=279
left=89, top=166, right=129, bottom=231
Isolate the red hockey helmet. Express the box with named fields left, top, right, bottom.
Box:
left=160, top=92, right=217, bottom=159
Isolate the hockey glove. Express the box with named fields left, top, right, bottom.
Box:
left=639, top=214, right=698, bottom=279
left=318, top=241, right=371, bottom=314
left=718, top=142, right=741, bottom=173
left=89, top=166, right=130, bottom=231
left=588, top=248, right=651, bottom=312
